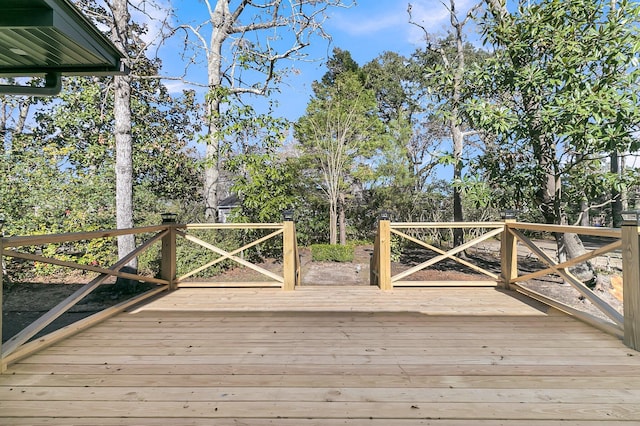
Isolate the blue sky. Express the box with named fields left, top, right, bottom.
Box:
left=145, top=0, right=481, bottom=122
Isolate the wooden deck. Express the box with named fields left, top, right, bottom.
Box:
left=2, top=286, right=640, bottom=424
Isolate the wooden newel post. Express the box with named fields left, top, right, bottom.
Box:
left=160, top=214, right=178, bottom=291
left=500, top=211, right=518, bottom=290
left=378, top=214, right=392, bottom=291
left=621, top=213, right=640, bottom=351
left=282, top=210, right=296, bottom=291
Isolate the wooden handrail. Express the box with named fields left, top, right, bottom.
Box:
left=1, top=217, right=638, bottom=372
left=390, top=227, right=503, bottom=283
left=1, top=226, right=174, bottom=371
left=373, top=220, right=504, bottom=289
left=185, top=223, right=283, bottom=230
left=509, top=222, right=621, bottom=238
left=177, top=229, right=285, bottom=284
left=1, top=225, right=174, bottom=248
left=173, top=222, right=298, bottom=289
left=370, top=218, right=638, bottom=351
left=176, top=228, right=284, bottom=282
left=0, top=220, right=302, bottom=371
left=390, top=221, right=506, bottom=229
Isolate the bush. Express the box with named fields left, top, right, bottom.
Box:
left=310, top=244, right=354, bottom=262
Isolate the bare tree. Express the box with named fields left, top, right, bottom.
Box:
left=0, top=94, right=34, bottom=154
left=171, top=0, right=352, bottom=220
left=296, top=70, right=382, bottom=245
left=409, top=0, right=483, bottom=248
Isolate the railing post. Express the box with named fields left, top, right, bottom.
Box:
left=500, top=213, right=518, bottom=290
left=378, top=214, right=392, bottom=290
left=282, top=211, right=296, bottom=291
left=160, top=218, right=177, bottom=291
left=621, top=214, right=640, bottom=351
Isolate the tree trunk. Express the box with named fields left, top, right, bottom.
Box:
left=449, top=3, right=469, bottom=249
left=204, top=129, right=220, bottom=221
left=339, top=193, right=346, bottom=245
left=580, top=198, right=590, bottom=226
left=0, top=103, right=6, bottom=155
left=556, top=230, right=595, bottom=285
left=111, top=0, right=137, bottom=276
left=203, top=0, right=231, bottom=221
left=611, top=152, right=627, bottom=227
left=329, top=200, right=337, bottom=245
left=0, top=99, right=31, bottom=154
left=487, top=0, right=596, bottom=285
left=15, top=100, right=29, bottom=135
left=528, top=105, right=596, bottom=282
left=452, top=121, right=464, bottom=248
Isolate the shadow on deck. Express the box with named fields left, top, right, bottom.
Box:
left=2, top=286, right=640, bottom=424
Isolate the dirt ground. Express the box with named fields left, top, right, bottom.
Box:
left=1, top=276, right=155, bottom=344
left=2, top=243, right=624, bottom=343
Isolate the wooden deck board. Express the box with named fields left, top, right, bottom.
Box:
left=0, top=420, right=635, bottom=426
left=2, top=286, right=640, bottom=424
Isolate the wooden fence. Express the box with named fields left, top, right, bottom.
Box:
left=370, top=217, right=639, bottom=351
left=370, top=221, right=505, bottom=289
left=2, top=216, right=639, bottom=370
left=0, top=220, right=299, bottom=371
left=169, top=221, right=299, bottom=290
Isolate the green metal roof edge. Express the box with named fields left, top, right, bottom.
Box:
left=0, top=0, right=128, bottom=95
left=51, top=0, right=127, bottom=68
left=0, top=0, right=127, bottom=76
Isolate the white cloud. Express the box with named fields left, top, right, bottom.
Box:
left=129, top=0, right=173, bottom=51
left=328, top=0, right=482, bottom=50
left=162, top=79, right=193, bottom=94
left=330, top=9, right=407, bottom=37
left=406, top=0, right=482, bottom=44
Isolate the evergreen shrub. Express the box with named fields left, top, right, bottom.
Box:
left=310, top=244, right=354, bottom=262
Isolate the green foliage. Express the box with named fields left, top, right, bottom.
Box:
left=310, top=244, right=354, bottom=262
left=1, top=63, right=201, bottom=277
left=453, top=174, right=493, bottom=211
left=362, top=51, right=422, bottom=124
left=390, top=234, right=403, bottom=263
left=295, top=51, right=387, bottom=243
left=217, top=99, right=302, bottom=224
left=469, top=0, right=640, bottom=224
left=321, top=48, right=364, bottom=86
left=175, top=230, right=240, bottom=278
left=292, top=189, right=331, bottom=246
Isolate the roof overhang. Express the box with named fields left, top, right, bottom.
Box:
left=0, top=0, right=127, bottom=96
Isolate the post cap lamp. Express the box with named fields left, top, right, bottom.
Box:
left=621, top=210, right=640, bottom=225
left=500, top=209, right=517, bottom=220
left=161, top=212, right=178, bottom=223
left=282, top=209, right=294, bottom=222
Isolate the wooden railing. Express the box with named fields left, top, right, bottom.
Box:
left=502, top=221, right=623, bottom=339
left=2, top=216, right=638, bottom=369
left=169, top=221, right=300, bottom=290
left=0, top=220, right=300, bottom=371
left=371, top=217, right=639, bottom=351
left=371, top=220, right=505, bottom=289
left=0, top=225, right=171, bottom=371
